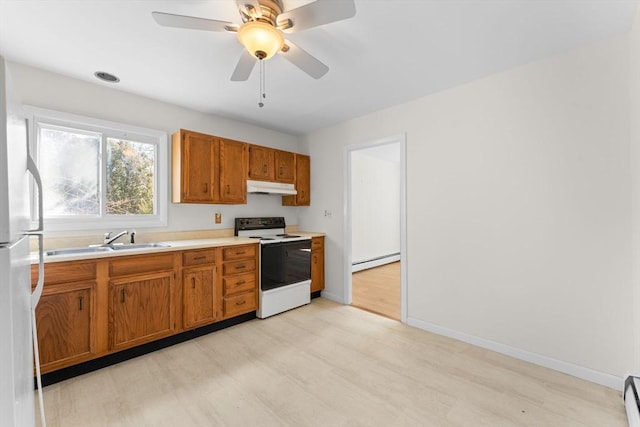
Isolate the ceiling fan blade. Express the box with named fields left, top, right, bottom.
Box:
left=231, top=50, right=257, bottom=81
left=279, top=40, right=329, bottom=79
left=236, top=0, right=262, bottom=20
left=152, top=11, right=237, bottom=32
left=277, top=0, right=355, bottom=33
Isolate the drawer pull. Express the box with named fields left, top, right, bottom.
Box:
left=192, top=277, right=196, bottom=289
left=78, top=296, right=83, bottom=311
left=193, top=256, right=206, bottom=260
left=235, top=280, right=246, bottom=286
left=235, top=300, right=246, bottom=306
left=235, top=264, right=246, bottom=269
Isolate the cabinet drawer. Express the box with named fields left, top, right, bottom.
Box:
left=109, top=253, right=175, bottom=277
left=223, top=245, right=256, bottom=261
left=311, top=237, right=324, bottom=250
left=223, top=259, right=256, bottom=276
left=223, top=292, right=256, bottom=318
left=223, top=272, right=255, bottom=296
left=183, top=249, right=216, bottom=266
left=32, top=261, right=96, bottom=286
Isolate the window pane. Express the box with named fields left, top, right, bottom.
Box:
left=106, top=138, right=155, bottom=215
left=39, top=126, right=100, bottom=216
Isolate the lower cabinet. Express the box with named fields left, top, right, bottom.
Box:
left=182, top=249, right=219, bottom=329
left=34, top=243, right=258, bottom=373
left=221, top=245, right=258, bottom=319
left=36, top=282, right=95, bottom=372
left=32, top=260, right=99, bottom=374
left=109, top=271, right=175, bottom=351
left=311, top=236, right=325, bottom=293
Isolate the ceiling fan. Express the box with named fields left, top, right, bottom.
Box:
left=152, top=0, right=356, bottom=81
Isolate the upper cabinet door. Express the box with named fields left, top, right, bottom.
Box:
left=275, top=150, right=295, bottom=183
left=172, top=130, right=216, bottom=203
left=218, top=138, right=247, bottom=204
left=282, top=153, right=310, bottom=206
left=247, top=145, right=275, bottom=181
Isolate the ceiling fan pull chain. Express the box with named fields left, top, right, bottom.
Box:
left=262, top=60, right=266, bottom=101
left=258, top=59, right=265, bottom=108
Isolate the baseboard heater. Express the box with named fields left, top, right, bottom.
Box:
left=352, top=253, right=400, bottom=273
left=625, top=376, right=640, bottom=426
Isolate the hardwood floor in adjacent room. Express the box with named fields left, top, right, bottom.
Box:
left=37, top=298, right=626, bottom=427
left=352, top=261, right=401, bottom=320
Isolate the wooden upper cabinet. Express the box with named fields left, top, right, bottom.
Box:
left=217, top=138, right=247, bottom=204
left=283, top=154, right=310, bottom=206
left=172, top=129, right=216, bottom=203
left=247, top=145, right=296, bottom=184
left=275, top=150, right=295, bottom=183
left=172, top=129, right=247, bottom=205
left=248, top=144, right=275, bottom=181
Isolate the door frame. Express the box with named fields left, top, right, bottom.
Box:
left=344, top=133, right=407, bottom=323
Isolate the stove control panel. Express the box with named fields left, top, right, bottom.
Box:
left=235, top=217, right=286, bottom=234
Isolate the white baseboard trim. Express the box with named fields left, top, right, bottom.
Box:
left=407, top=316, right=624, bottom=391
left=352, top=254, right=400, bottom=273
left=319, top=291, right=345, bottom=304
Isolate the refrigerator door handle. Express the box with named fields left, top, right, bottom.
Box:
left=25, top=118, right=43, bottom=233
left=30, top=233, right=44, bottom=307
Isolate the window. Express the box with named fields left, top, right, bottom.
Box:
left=26, top=107, right=167, bottom=231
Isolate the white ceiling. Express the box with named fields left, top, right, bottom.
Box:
left=0, top=0, right=637, bottom=136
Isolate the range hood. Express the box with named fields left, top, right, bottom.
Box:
left=247, top=179, right=297, bottom=195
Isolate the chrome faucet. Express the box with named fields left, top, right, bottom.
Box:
left=104, top=230, right=128, bottom=245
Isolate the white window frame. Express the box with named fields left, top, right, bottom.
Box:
left=25, top=106, right=168, bottom=231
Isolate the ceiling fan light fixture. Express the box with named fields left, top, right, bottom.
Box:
left=237, top=20, right=284, bottom=60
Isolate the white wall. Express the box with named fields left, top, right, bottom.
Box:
left=8, top=63, right=301, bottom=236
left=630, top=5, right=640, bottom=376
left=351, top=148, right=400, bottom=264
left=299, top=33, right=634, bottom=385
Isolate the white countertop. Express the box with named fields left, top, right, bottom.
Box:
left=34, top=237, right=256, bottom=264
left=33, top=232, right=325, bottom=264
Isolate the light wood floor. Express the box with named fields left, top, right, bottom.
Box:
left=38, top=298, right=626, bottom=427
left=352, top=262, right=401, bottom=320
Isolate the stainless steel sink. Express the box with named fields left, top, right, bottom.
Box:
left=110, top=243, right=171, bottom=250
left=46, top=246, right=114, bottom=256
left=45, top=242, right=171, bottom=256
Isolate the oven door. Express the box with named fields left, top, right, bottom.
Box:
left=260, top=240, right=311, bottom=291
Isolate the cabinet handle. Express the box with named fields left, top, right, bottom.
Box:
left=121, top=289, right=125, bottom=303
left=203, top=183, right=208, bottom=193
left=235, top=251, right=245, bottom=255
left=78, top=296, right=83, bottom=311
left=235, top=300, right=246, bottom=306
left=192, top=277, right=196, bottom=289
left=193, top=256, right=206, bottom=260
left=235, top=264, right=246, bottom=269
left=235, top=280, right=246, bottom=286
left=226, top=184, right=230, bottom=194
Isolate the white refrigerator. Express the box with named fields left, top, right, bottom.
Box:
left=0, top=56, right=45, bottom=426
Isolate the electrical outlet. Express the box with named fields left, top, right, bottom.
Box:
left=214, top=212, right=222, bottom=224
left=324, top=209, right=332, bottom=218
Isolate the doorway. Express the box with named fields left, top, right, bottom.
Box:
left=344, top=134, right=407, bottom=322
